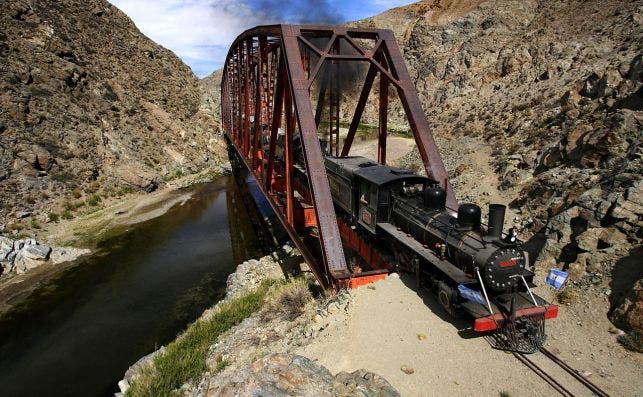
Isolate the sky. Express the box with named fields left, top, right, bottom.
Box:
left=108, top=0, right=416, bottom=77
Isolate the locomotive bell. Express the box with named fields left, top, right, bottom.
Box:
left=457, top=203, right=481, bottom=230
left=423, top=186, right=446, bottom=210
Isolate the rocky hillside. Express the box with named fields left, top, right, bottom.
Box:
left=0, top=0, right=224, bottom=233
left=356, top=0, right=642, bottom=336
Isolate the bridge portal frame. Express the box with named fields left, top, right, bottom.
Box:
left=221, top=24, right=456, bottom=288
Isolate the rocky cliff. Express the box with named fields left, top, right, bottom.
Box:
left=356, top=0, right=642, bottom=335
left=0, top=0, right=224, bottom=233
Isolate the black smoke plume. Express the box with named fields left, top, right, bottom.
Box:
left=251, top=0, right=343, bottom=24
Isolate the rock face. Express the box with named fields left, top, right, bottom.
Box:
left=0, top=235, right=89, bottom=275
left=354, top=0, right=642, bottom=333
left=203, top=353, right=399, bottom=397
left=1, top=237, right=49, bottom=274
left=0, top=0, right=224, bottom=227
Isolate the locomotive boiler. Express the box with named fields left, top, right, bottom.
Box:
left=325, top=155, right=558, bottom=353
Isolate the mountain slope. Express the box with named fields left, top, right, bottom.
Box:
left=0, top=0, right=223, bottom=229
left=358, top=0, right=642, bottom=334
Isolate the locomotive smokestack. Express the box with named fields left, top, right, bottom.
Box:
left=488, top=204, right=506, bottom=238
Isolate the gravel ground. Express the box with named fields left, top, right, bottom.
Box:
left=297, top=274, right=642, bottom=397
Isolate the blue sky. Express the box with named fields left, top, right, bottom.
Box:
left=109, top=0, right=416, bottom=77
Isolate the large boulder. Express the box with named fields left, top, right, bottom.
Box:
left=611, top=279, right=643, bottom=333
left=0, top=236, right=13, bottom=259
left=13, top=242, right=51, bottom=274
left=203, top=353, right=400, bottom=397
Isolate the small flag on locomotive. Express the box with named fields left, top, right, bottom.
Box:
left=545, top=269, right=569, bottom=289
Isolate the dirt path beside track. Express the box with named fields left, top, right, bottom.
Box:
left=297, top=274, right=642, bottom=397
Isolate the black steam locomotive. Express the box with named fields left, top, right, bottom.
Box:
left=325, top=155, right=558, bottom=353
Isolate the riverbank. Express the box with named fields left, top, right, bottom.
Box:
left=0, top=174, right=265, bottom=397
left=121, top=249, right=643, bottom=397
left=0, top=165, right=231, bottom=318
left=120, top=247, right=401, bottom=397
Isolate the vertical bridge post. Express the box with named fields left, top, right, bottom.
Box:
left=221, top=24, right=457, bottom=288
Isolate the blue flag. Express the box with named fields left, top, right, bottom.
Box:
left=458, top=284, right=485, bottom=305
left=545, top=269, right=568, bottom=289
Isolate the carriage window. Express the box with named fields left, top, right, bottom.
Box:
left=360, top=181, right=377, bottom=207
left=370, top=186, right=378, bottom=205
left=360, top=181, right=368, bottom=204
left=379, top=190, right=388, bottom=204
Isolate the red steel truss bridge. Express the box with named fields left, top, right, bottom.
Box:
left=221, top=24, right=457, bottom=289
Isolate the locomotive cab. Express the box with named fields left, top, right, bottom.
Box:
left=325, top=156, right=432, bottom=233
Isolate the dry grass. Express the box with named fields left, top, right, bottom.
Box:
left=261, top=278, right=313, bottom=321
left=618, top=330, right=643, bottom=353
left=556, top=287, right=576, bottom=305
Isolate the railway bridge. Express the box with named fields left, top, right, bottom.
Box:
left=220, top=24, right=456, bottom=289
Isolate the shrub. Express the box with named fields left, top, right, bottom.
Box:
left=62, top=210, right=73, bottom=220
left=30, top=219, right=41, bottom=229
left=116, top=186, right=134, bottom=197
left=163, top=169, right=185, bottom=182
left=72, top=189, right=82, bottom=199
left=261, top=278, right=312, bottom=321
left=87, top=194, right=101, bottom=207
left=7, top=222, right=23, bottom=231
left=48, top=212, right=60, bottom=222
left=556, top=287, right=576, bottom=305
left=214, top=356, right=229, bottom=372
left=618, top=330, right=643, bottom=353
left=51, top=170, right=75, bottom=182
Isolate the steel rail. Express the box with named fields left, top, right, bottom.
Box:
left=514, top=349, right=612, bottom=397
left=513, top=352, right=575, bottom=397
left=540, top=348, right=611, bottom=397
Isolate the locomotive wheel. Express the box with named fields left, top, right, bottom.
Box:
left=438, top=281, right=459, bottom=317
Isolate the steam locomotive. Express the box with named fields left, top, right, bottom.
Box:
left=324, top=155, right=558, bottom=353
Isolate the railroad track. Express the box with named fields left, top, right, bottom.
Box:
left=513, top=348, right=611, bottom=397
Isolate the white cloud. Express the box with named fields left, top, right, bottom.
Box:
left=108, top=1, right=417, bottom=77
left=109, top=0, right=262, bottom=76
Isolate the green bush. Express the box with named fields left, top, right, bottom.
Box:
left=30, top=219, right=41, bottom=229
left=62, top=210, right=73, bottom=220
left=87, top=194, right=101, bottom=207
left=48, top=212, right=60, bottom=222
left=116, top=186, right=134, bottom=197
left=163, top=169, right=185, bottom=182
left=556, top=287, right=576, bottom=305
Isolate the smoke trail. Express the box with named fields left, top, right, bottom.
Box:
left=250, top=0, right=343, bottom=24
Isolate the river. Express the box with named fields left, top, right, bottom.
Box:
left=0, top=177, right=263, bottom=397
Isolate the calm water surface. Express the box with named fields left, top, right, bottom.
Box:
left=0, top=177, right=262, bottom=397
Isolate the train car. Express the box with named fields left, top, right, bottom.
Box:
left=325, top=155, right=558, bottom=353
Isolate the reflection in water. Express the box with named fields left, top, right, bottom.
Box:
left=226, top=176, right=264, bottom=264
left=0, top=178, right=262, bottom=397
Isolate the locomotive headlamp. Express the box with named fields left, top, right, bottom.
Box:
left=506, top=227, right=517, bottom=243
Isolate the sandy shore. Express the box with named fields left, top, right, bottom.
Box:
left=0, top=169, right=227, bottom=317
